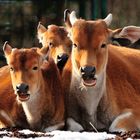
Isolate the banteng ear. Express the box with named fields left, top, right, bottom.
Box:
left=37, top=22, right=47, bottom=43
left=117, top=26, right=140, bottom=43
left=38, top=47, right=49, bottom=61
left=37, top=22, right=47, bottom=34
left=3, top=41, right=12, bottom=56
left=36, top=48, right=48, bottom=65
left=69, top=11, right=78, bottom=26
left=103, top=13, right=113, bottom=26
left=109, top=28, right=132, bottom=46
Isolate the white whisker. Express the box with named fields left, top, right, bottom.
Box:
left=78, top=82, right=87, bottom=91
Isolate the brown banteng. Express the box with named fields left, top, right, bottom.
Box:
left=62, top=10, right=140, bottom=132
left=0, top=42, right=65, bottom=131
left=37, top=23, right=72, bottom=72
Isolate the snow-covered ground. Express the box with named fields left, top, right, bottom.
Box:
left=0, top=129, right=136, bottom=140
left=0, top=129, right=117, bottom=140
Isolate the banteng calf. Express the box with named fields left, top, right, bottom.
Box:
left=0, top=42, right=64, bottom=131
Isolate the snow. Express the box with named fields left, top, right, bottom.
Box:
left=0, top=129, right=117, bottom=140
left=0, top=129, right=135, bottom=140
left=46, top=131, right=116, bottom=140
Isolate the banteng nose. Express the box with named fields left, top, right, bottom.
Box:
left=57, top=53, right=69, bottom=63
left=16, top=83, right=29, bottom=94
left=57, top=53, right=69, bottom=70
left=80, top=66, right=96, bottom=80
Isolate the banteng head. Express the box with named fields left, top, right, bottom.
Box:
left=37, top=22, right=72, bottom=71
left=64, top=10, right=112, bottom=87
left=3, top=42, right=44, bottom=102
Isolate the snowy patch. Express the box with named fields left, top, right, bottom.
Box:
left=0, top=129, right=116, bottom=140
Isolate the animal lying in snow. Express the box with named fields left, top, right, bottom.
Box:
left=0, top=42, right=65, bottom=132
left=62, top=10, right=140, bottom=132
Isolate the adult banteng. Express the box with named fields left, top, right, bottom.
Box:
left=62, top=10, right=140, bottom=132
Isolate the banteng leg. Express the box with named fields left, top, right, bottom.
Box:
left=0, top=110, right=15, bottom=128
left=66, top=118, right=84, bottom=131
left=109, top=110, right=140, bottom=132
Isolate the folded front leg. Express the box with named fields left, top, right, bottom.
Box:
left=109, top=111, right=139, bottom=132
left=44, top=121, right=65, bottom=132
left=66, top=118, right=84, bottom=131
left=0, top=110, right=15, bottom=128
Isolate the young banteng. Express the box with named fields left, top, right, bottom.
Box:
left=0, top=42, right=65, bottom=131
left=37, top=22, right=72, bottom=73
left=62, top=10, right=140, bottom=132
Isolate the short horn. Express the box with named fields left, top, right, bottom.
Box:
left=64, top=9, right=70, bottom=22
left=37, top=21, right=42, bottom=30
left=3, top=41, right=12, bottom=55
left=70, top=11, right=78, bottom=25
left=103, top=13, right=112, bottom=26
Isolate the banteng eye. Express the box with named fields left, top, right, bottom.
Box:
left=101, top=44, right=106, bottom=48
left=32, top=66, right=38, bottom=70
left=73, top=43, right=78, bottom=48
left=48, top=42, right=54, bottom=48
left=10, top=67, right=14, bottom=72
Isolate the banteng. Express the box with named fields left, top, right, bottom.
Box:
left=37, top=22, right=72, bottom=72
left=0, top=42, right=65, bottom=131
left=62, top=10, right=140, bottom=132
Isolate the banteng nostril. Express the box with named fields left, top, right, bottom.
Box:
left=57, top=54, right=69, bottom=71
left=57, top=54, right=69, bottom=62
left=80, top=67, right=85, bottom=73
left=57, top=54, right=62, bottom=60
left=91, top=67, right=96, bottom=74
left=24, top=85, right=29, bottom=91
left=16, top=85, right=20, bottom=90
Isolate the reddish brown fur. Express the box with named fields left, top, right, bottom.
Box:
left=63, top=12, right=140, bottom=132
left=107, top=45, right=140, bottom=112
left=38, top=24, right=72, bottom=65
left=71, top=19, right=109, bottom=74
left=41, top=58, right=65, bottom=123
left=0, top=66, right=28, bottom=128
left=0, top=46, right=64, bottom=131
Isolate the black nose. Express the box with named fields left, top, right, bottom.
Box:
left=80, top=66, right=96, bottom=80
left=57, top=53, right=69, bottom=62
left=57, top=53, right=69, bottom=70
left=16, top=83, right=29, bottom=94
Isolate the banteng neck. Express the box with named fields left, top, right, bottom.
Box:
left=21, top=74, right=49, bottom=130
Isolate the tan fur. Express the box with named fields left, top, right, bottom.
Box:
left=0, top=45, right=64, bottom=132
left=37, top=24, right=72, bottom=65
left=0, top=65, right=28, bottom=128
left=63, top=11, right=140, bottom=132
